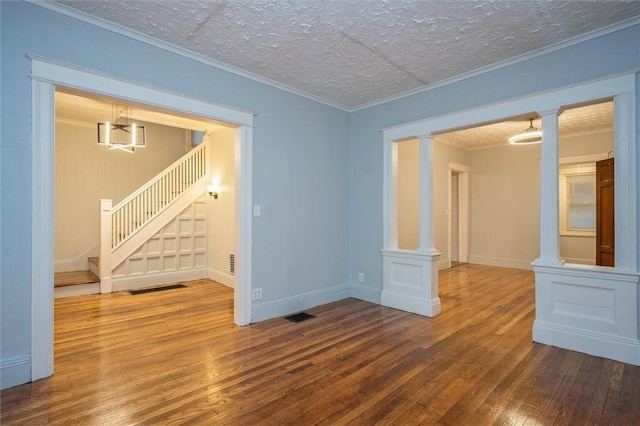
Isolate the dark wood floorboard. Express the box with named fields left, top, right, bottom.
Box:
left=2, top=264, right=640, bottom=425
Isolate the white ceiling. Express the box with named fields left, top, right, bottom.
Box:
left=52, top=0, right=638, bottom=110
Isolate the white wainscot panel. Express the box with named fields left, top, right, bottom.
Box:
left=194, top=218, right=206, bottom=233
left=552, top=282, right=615, bottom=324
left=129, top=257, right=144, bottom=275
left=147, top=256, right=162, bottom=273
left=164, top=237, right=177, bottom=253
left=389, top=260, right=423, bottom=292
left=194, top=235, right=206, bottom=250
left=179, top=237, right=191, bottom=252
left=381, top=250, right=441, bottom=317
left=179, top=218, right=191, bottom=234
left=147, top=238, right=161, bottom=255
left=533, top=264, right=640, bottom=365
left=111, top=200, right=208, bottom=287
left=179, top=254, right=192, bottom=269
left=164, top=255, right=177, bottom=271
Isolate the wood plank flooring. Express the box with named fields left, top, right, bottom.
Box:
left=54, top=270, right=99, bottom=287
left=2, top=264, right=639, bottom=425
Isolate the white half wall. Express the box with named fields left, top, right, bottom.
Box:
left=533, top=264, right=640, bottom=365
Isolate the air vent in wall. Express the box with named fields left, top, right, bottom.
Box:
left=230, top=253, right=235, bottom=275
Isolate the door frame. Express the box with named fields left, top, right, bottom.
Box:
left=448, top=163, right=469, bottom=268
left=30, top=55, right=255, bottom=381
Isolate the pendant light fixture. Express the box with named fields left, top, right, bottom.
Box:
left=509, top=118, right=542, bottom=145
left=97, top=104, right=146, bottom=153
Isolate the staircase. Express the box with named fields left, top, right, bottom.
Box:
left=53, top=267, right=100, bottom=298
left=53, top=141, right=209, bottom=298
left=96, top=140, right=209, bottom=293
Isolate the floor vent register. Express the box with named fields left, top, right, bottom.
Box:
left=129, top=283, right=186, bottom=295
left=284, top=312, right=316, bottom=323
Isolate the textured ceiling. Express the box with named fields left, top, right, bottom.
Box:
left=53, top=0, right=639, bottom=110
left=437, top=101, right=614, bottom=150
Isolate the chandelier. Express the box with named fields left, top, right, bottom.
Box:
left=97, top=104, right=146, bottom=153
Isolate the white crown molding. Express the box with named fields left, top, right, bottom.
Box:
left=28, top=1, right=639, bottom=113
left=352, top=17, right=640, bottom=112
left=26, top=0, right=350, bottom=112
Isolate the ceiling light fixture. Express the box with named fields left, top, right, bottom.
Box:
left=509, top=118, right=542, bottom=145
left=97, top=104, right=146, bottom=153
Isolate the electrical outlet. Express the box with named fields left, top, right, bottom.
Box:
left=252, top=288, right=262, bottom=300
left=358, top=273, right=365, bottom=283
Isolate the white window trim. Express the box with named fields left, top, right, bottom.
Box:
left=559, top=164, right=596, bottom=237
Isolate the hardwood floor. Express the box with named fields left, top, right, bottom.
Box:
left=2, top=264, right=639, bottom=425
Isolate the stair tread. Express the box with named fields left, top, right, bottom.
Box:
left=54, top=270, right=100, bottom=287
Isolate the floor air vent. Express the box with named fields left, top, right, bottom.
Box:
left=284, top=312, right=316, bottom=323
left=129, top=284, right=186, bottom=295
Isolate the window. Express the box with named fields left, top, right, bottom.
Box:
left=559, top=163, right=596, bottom=236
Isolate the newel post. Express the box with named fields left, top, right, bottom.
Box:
left=100, top=199, right=113, bottom=294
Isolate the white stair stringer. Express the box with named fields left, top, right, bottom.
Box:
left=111, top=178, right=206, bottom=270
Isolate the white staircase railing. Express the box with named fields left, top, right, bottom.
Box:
left=99, top=140, right=208, bottom=293
left=111, top=141, right=208, bottom=249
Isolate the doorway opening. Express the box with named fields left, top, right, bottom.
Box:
left=31, top=56, right=254, bottom=381
left=53, top=88, right=237, bottom=296
left=448, top=164, right=469, bottom=269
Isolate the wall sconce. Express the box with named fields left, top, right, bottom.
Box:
left=207, top=185, right=218, bottom=199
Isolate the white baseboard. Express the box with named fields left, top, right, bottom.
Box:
left=54, top=282, right=100, bottom=299
left=350, top=283, right=381, bottom=304
left=112, top=269, right=207, bottom=292
left=438, top=258, right=450, bottom=270
left=1, top=355, right=31, bottom=390
left=468, top=255, right=533, bottom=270
left=533, top=320, right=640, bottom=366
left=207, top=268, right=234, bottom=288
left=381, top=290, right=441, bottom=317
left=252, top=284, right=350, bottom=323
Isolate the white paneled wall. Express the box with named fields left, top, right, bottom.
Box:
left=112, top=198, right=207, bottom=288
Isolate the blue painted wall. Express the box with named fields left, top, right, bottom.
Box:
left=1, top=0, right=638, bottom=389
left=1, top=1, right=350, bottom=387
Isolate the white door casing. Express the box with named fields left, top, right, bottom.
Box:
left=448, top=163, right=469, bottom=267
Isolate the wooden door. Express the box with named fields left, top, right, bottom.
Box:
left=596, top=158, right=614, bottom=266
